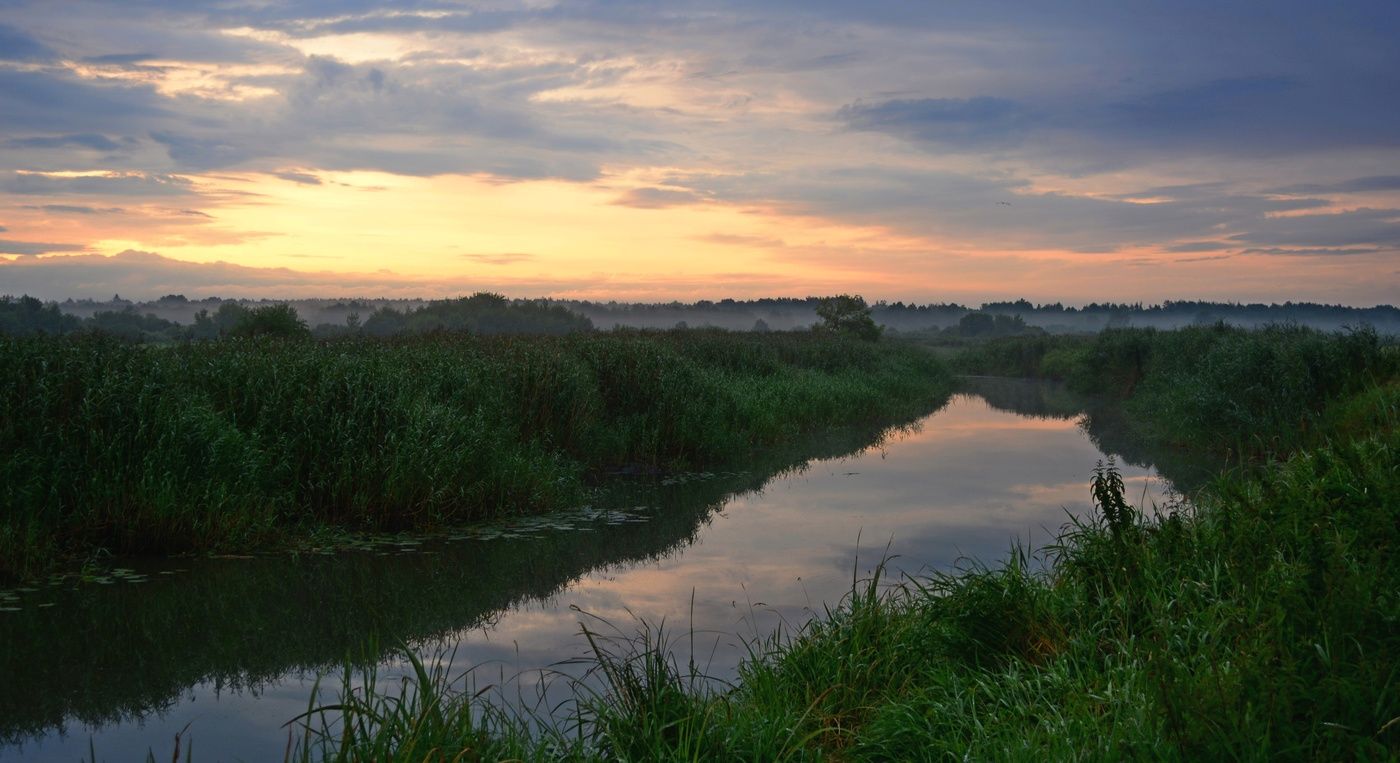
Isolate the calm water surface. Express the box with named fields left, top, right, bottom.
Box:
left=0, top=380, right=1201, bottom=761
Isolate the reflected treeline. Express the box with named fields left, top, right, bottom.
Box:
left=958, top=376, right=1220, bottom=494
left=0, top=401, right=943, bottom=745
left=954, top=376, right=1087, bottom=421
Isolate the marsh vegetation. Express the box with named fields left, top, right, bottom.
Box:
left=1, top=322, right=1395, bottom=760
left=0, top=328, right=948, bottom=581
left=286, top=326, right=1398, bottom=761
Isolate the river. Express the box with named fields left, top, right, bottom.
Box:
left=0, top=379, right=1205, bottom=761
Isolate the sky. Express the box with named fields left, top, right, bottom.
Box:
left=0, top=1, right=1397, bottom=305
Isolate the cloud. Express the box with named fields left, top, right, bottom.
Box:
left=272, top=170, right=322, bottom=185
left=461, top=252, right=534, bottom=265
left=612, top=187, right=704, bottom=209
left=1240, top=247, right=1393, bottom=257
left=1229, top=208, right=1400, bottom=249
left=150, top=132, right=257, bottom=171
left=839, top=97, right=1030, bottom=148
left=1270, top=176, right=1400, bottom=195
left=0, top=0, right=1397, bottom=305
left=0, top=171, right=194, bottom=197
left=0, top=238, right=88, bottom=255
left=3, top=134, right=128, bottom=151
left=694, top=233, right=787, bottom=248
left=1165, top=241, right=1233, bottom=253
left=1174, top=253, right=1237, bottom=263
left=0, top=249, right=818, bottom=302
left=681, top=165, right=1361, bottom=254
left=0, top=69, right=169, bottom=134
left=0, top=249, right=420, bottom=296
left=83, top=52, right=158, bottom=65
left=23, top=204, right=125, bottom=214
left=0, top=23, right=55, bottom=61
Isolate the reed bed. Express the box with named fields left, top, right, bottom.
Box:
left=0, top=329, right=950, bottom=580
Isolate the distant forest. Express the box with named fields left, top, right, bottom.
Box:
left=2, top=292, right=1397, bottom=341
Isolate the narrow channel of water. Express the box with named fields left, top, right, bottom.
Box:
left=0, top=380, right=1204, bottom=761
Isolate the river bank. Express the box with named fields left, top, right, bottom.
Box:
left=290, top=327, right=1398, bottom=760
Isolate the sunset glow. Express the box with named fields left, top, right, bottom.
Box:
left=1, top=2, right=1397, bottom=303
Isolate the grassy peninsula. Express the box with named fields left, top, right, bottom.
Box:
left=290, top=326, right=1399, bottom=761
left=0, top=329, right=950, bottom=581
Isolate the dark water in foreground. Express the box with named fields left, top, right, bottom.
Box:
left=0, top=380, right=1207, bottom=761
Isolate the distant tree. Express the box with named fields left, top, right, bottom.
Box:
left=213, top=302, right=251, bottom=335
left=229, top=304, right=310, bottom=339
left=0, top=295, right=81, bottom=336
left=87, top=307, right=182, bottom=342
left=958, top=312, right=997, bottom=337
left=189, top=309, right=218, bottom=340
left=752, top=318, right=770, bottom=332
left=815, top=294, right=882, bottom=341
left=362, top=306, right=405, bottom=336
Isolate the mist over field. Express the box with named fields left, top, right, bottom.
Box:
left=16, top=292, right=1400, bottom=339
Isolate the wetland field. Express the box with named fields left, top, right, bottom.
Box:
left=0, top=325, right=1396, bottom=761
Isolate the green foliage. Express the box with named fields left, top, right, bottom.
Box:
left=815, top=294, right=882, bottom=341
left=0, top=295, right=82, bottom=336
left=359, top=292, right=592, bottom=336
left=227, top=303, right=310, bottom=338
left=290, top=650, right=540, bottom=762
left=954, top=325, right=1398, bottom=455
left=1090, top=457, right=1134, bottom=541
left=956, top=311, right=1029, bottom=337
left=0, top=330, right=949, bottom=580
left=86, top=307, right=185, bottom=342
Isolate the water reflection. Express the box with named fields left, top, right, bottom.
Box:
left=0, top=382, right=1211, bottom=761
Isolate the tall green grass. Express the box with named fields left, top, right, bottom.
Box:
left=0, top=330, right=950, bottom=581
